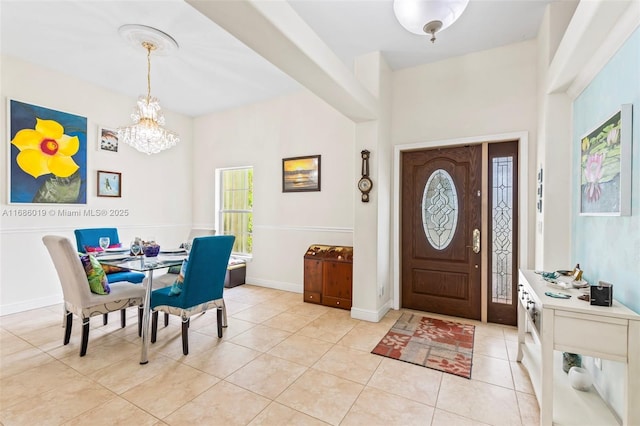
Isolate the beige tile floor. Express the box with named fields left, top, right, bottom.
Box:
left=0, top=284, right=539, bottom=425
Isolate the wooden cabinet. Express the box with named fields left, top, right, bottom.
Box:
left=517, top=269, right=640, bottom=425
left=304, top=245, right=353, bottom=310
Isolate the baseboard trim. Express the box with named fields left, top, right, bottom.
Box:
left=1, top=294, right=62, bottom=316
left=245, top=277, right=302, bottom=294
left=351, top=300, right=392, bottom=323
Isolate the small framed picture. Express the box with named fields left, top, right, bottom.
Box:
left=97, top=170, right=121, bottom=197
left=282, top=155, right=321, bottom=192
left=99, top=126, right=119, bottom=152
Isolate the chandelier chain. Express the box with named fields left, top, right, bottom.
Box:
left=117, top=38, right=179, bottom=155
left=142, top=41, right=156, bottom=103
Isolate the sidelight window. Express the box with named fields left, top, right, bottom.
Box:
left=491, top=156, right=514, bottom=304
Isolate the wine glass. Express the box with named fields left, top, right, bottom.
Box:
left=130, top=240, right=142, bottom=257
left=99, top=237, right=110, bottom=252
left=183, top=242, right=192, bottom=255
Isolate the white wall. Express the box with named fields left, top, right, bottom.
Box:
left=0, top=55, right=193, bottom=314
left=192, top=90, right=355, bottom=293
left=391, top=40, right=539, bottom=273
left=534, top=2, right=577, bottom=271
left=189, top=40, right=540, bottom=309
left=392, top=40, right=538, bottom=145
left=353, top=52, right=394, bottom=321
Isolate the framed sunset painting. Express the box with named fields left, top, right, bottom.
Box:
left=282, top=155, right=321, bottom=192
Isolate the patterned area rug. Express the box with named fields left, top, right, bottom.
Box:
left=372, top=312, right=475, bottom=379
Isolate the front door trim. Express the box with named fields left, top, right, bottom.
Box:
left=392, top=131, right=530, bottom=320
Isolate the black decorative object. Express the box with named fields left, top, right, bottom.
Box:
left=590, top=281, right=613, bottom=307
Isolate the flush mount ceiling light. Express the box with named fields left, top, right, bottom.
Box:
left=393, top=0, right=469, bottom=43
left=117, top=24, right=179, bottom=155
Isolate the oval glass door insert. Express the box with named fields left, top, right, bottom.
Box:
left=422, top=169, right=458, bottom=250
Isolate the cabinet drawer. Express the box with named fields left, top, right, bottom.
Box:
left=304, top=291, right=322, bottom=304
left=554, top=312, right=628, bottom=359
left=323, top=296, right=351, bottom=310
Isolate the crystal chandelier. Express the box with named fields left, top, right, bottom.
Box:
left=118, top=39, right=179, bottom=155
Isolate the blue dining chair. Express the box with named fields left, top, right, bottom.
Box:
left=73, top=228, right=145, bottom=283
left=74, top=227, right=146, bottom=328
left=150, top=235, right=235, bottom=355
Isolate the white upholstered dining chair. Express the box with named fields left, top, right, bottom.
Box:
left=42, top=235, right=146, bottom=356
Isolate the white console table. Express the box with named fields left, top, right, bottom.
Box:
left=517, top=269, right=639, bottom=425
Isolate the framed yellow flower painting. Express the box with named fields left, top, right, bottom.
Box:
left=580, top=104, right=633, bottom=216
left=9, top=99, right=87, bottom=204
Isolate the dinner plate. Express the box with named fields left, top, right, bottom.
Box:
left=160, top=255, right=187, bottom=261
left=160, top=248, right=186, bottom=254
left=105, top=247, right=128, bottom=253
left=99, top=254, right=129, bottom=261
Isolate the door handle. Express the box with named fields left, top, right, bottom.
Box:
left=472, top=228, right=480, bottom=254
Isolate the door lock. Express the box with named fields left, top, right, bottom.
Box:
left=472, top=228, right=480, bottom=254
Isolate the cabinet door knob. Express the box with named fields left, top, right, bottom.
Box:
left=336, top=301, right=340, bottom=305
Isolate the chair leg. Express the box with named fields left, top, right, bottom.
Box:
left=217, top=307, right=223, bottom=338
left=103, top=313, right=108, bottom=326
left=63, top=310, right=73, bottom=345
left=151, top=311, right=158, bottom=343
left=181, top=319, right=190, bottom=355
left=80, top=318, right=90, bottom=357
left=121, top=309, right=126, bottom=328
left=138, top=305, right=143, bottom=337
left=164, top=312, right=169, bottom=327
left=221, top=299, right=228, bottom=328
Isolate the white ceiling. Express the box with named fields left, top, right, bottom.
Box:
left=0, top=0, right=552, bottom=117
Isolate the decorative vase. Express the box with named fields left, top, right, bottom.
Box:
left=568, top=366, right=592, bottom=391
left=143, top=244, right=160, bottom=258
left=562, top=352, right=581, bottom=373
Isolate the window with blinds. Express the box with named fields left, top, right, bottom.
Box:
left=218, top=167, right=253, bottom=255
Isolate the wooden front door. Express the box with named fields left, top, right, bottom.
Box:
left=401, top=145, right=482, bottom=320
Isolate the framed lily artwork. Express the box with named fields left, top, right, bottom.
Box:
left=8, top=99, right=87, bottom=204
left=580, top=104, right=632, bottom=216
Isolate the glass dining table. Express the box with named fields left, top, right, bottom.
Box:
left=98, top=253, right=186, bottom=364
